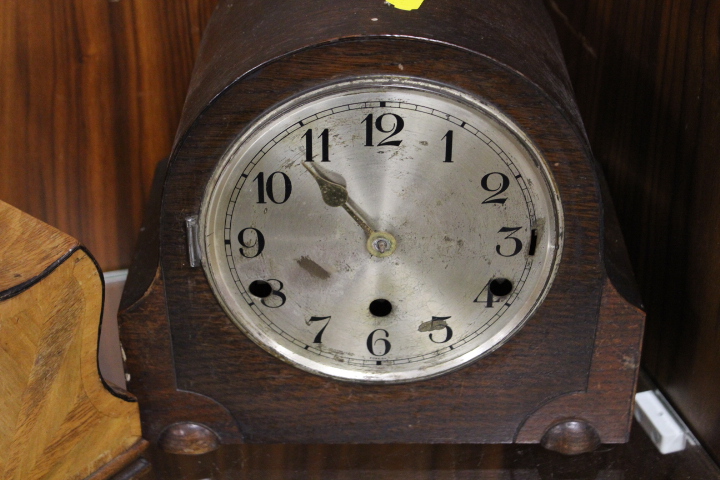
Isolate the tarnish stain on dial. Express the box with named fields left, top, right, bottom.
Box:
left=418, top=318, right=448, bottom=332
left=296, top=256, right=331, bottom=279
left=443, top=236, right=465, bottom=249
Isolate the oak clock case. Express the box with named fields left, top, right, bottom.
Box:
left=119, top=0, right=645, bottom=455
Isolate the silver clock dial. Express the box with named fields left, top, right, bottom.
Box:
left=200, top=77, right=563, bottom=383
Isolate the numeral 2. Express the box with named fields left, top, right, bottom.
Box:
left=481, top=172, right=510, bottom=204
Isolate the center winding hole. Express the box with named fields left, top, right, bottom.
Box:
left=369, top=299, right=392, bottom=317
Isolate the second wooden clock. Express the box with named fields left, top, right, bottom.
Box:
left=120, top=0, right=644, bottom=455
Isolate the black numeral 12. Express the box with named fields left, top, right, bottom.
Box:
left=362, top=113, right=404, bottom=147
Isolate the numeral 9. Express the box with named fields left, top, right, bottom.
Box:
left=238, top=227, right=265, bottom=258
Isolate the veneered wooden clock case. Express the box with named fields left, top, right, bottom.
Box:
left=119, top=0, right=645, bottom=455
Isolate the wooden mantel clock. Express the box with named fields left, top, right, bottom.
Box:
left=119, top=0, right=645, bottom=456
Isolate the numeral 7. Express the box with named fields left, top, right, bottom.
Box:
left=308, top=316, right=332, bottom=343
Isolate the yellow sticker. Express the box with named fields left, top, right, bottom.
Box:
left=387, top=0, right=424, bottom=11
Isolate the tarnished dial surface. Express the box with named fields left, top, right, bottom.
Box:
left=200, top=77, right=563, bottom=383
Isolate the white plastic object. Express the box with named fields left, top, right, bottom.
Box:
left=634, top=390, right=687, bottom=454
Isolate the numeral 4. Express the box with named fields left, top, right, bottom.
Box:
left=474, top=278, right=514, bottom=307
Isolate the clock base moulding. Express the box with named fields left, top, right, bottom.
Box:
left=120, top=258, right=643, bottom=454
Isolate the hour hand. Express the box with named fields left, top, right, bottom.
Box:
left=302, top=162, right=397, bottom=257
left=302, top=162, right=349, bottom=208
left=302, top=162, right=374, bottom=236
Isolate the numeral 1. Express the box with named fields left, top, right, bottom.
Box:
left=442, top=130, right=454, bottom=162
left=362, top=114, right=374, bottom=146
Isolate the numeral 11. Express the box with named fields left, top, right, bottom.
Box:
left=303, top=128, right=329, bottom=162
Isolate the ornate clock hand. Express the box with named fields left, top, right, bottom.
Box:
left=302, top=162, right=396, bottom=257
left=302, top=162, right=373, bottom=235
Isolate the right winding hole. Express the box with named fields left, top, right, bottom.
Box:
left=489, top=278, right=513, bottom=297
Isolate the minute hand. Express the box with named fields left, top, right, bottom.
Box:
left=302, top=162, right=375, bottom=237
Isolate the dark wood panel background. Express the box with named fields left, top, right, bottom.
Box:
left=0, top=0, right=217, bottom=271
left=545, top=0, right=720, bottom=462
left=1, top=0, right=717, bottom=464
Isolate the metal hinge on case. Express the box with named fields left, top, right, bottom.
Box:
left=185, top=216, right=202, bottom=267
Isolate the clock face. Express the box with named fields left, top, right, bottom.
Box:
left=200, top=77, right=563, bottom=383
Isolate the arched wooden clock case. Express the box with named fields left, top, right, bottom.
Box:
left=119, top=0, right=645, bottom=455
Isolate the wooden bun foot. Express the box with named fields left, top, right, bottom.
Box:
left=158, top=423, right=220, bottom=455
left=541, top=420, right=601, bottom=455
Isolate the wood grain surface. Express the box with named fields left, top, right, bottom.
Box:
left=176, top=0, right=581, bottom=149
left=137, top=424, right=720, bottom=480
left=0, top=201, right=145, bottom=480
left=546, top=0, right=720, bottom=462
left=0, top=0, right=217, bottom=271
left=0, top=200, right=78, bottom=294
